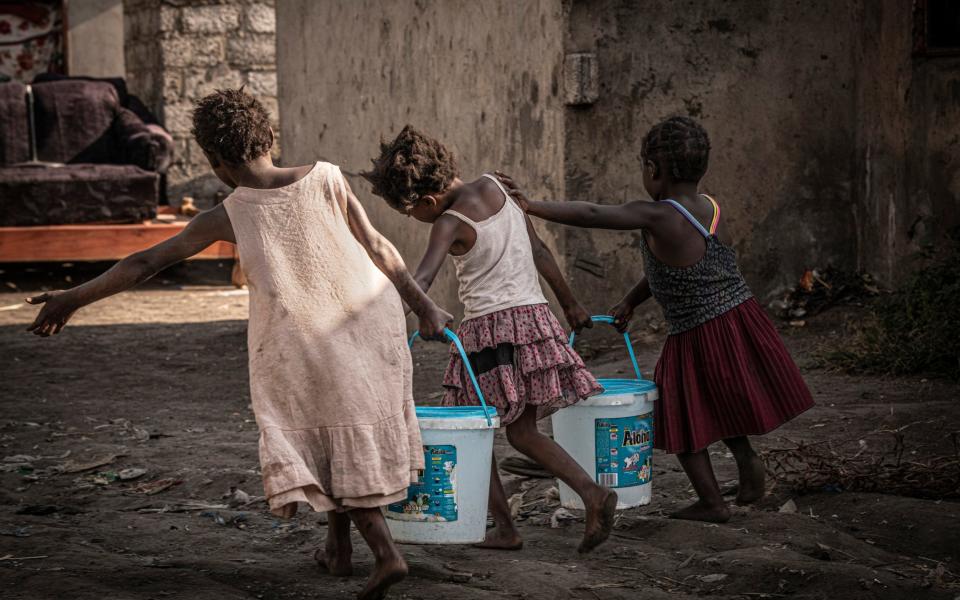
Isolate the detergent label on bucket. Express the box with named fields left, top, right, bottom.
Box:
left=594, top=413, right=653, bottom=488
left=387, top=445, right=458, bottom=522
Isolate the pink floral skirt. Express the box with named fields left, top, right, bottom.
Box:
left=442, top=303, right=602, bottom=425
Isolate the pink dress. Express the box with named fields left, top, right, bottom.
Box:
left=440, top=175, right=601, bottom=425
left=224, top=162, right=423, bottom=515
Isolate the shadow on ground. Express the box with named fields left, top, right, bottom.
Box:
left=1, top=294, right=958, bottom=599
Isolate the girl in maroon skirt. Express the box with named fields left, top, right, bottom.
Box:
left=363, top=126, right=616, bottom=551
left=501, top=116, right=814, bottom=523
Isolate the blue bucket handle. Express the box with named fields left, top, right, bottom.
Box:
left=408, top=327, right=493, bottom=426
left=569, top=315, right=643, bottom=382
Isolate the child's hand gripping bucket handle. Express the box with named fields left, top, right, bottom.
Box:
left=569, top=315, right=643, bottom=381
left=408, top=327, right=493, bottom=426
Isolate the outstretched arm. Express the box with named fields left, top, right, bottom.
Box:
left=27, top=206, right=234, bottom=336
left=528, top=199, right=659, bottom=230
left=523, top=216, right=592, bottom=333
left=339, top=177, right=453, bottom=339
left=495, top=171, right=661, bottom=231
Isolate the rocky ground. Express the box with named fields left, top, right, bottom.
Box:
left=0, top=263, right=958, bottom=600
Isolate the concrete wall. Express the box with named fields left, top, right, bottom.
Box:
left=853, top=1, right=960, bottom=283
left=275, top=0, right=960, bottom=319
left=68, top=0, right=126, bottom=78
left=277, top=0, right=567, bottom=318
left=563, top=0, right=861, bottom=304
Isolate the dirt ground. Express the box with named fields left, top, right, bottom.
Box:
left=1, top=263, right=958, bottom=600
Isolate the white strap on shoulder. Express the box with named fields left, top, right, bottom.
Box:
left=483, top=173, right=523, bottom=212
left=442, top=209, right=478, bottom=227
left=482, top=173, right=513, bottom=202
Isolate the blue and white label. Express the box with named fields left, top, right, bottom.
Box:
left=387, top=445, right=458, bottom=522
left=594, top=413, right=653, bottom=489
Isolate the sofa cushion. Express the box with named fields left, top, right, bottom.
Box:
left=0, top=81, right=29, bottom=166
left=32, top=80, right=122, bottom=165
left=114, top=108, right=175, bottom=173
left=0, top=164, right=158, bottom=226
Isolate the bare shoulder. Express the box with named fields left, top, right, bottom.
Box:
left=453, top=176, right=504, bottom=218
left=635, top=199, right=684, bottom=236
left=186, top=203, right=236, bottom=244
left=476, top=174, right=506, bottom=201
left=629, top=198, right=671, bottom=220
left=432, top=212, right=470, bottom=237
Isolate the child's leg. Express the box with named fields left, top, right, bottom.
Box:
left=672, top=450, right=731, bottom=523
left=476, top=450, right=523, bottom=550
left=722, top=436, right=765, bottom=505
left=347, top=507, right=408, bottom=600
left=505, top=406, right=617, bottom=553
left=315, top=510, right=353, bottom=576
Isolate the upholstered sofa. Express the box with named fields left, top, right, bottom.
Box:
left=0, top=79, right=174, bottom=226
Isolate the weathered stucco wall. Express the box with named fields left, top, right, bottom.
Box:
left=68, top=0, right=126, bottom=78
left=854, top=1, right=960, bottom=284
left=275, top=0, right=960, bottom=320
left=276, top=0, right=566, bottom=318
left=563, top=0, right=860, bottom=305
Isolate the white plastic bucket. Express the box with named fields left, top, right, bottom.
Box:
left=552, top=316, right=659, bottom=510
left=385, top=329, right=500, bottom=544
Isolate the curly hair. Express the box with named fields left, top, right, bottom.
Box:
left=361, top=125, right=460, bottom=210
left=641, top=116, right=711, bottom=182
left=191, top=87, right=273, bottom=165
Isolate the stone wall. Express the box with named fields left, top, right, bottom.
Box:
left=124, top=0, right=278, bottom=203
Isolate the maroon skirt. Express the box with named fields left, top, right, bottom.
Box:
left=654, top=297, right=814, bottom=454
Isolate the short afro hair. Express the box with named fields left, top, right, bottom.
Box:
left=361, top=125, right=460, bottom=210
left=641, top=116, right=711, bottom=182
left=191, top=87, right=273, bottom=165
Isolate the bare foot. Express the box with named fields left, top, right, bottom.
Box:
left=578, top=488, right=617, bottom=553
left=314, top=546, right=353, bottom=577
left=313, top=537, right=353, bottom=577
left=473, top=526, right=523, bottom=550
left=669, top=499, right=731, bottom=523
left=359, top=554, right=408, bottom=600
left=735, top=454, right=766, bottom=505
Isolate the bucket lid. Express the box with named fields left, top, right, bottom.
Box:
left=598, top=378, right=656, bottom=394
left=576, top=378, right=657, bottom=407
left=415, top=406, right=498, bottom=420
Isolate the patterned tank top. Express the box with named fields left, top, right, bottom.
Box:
left=640, top=196, right=753, bottom=335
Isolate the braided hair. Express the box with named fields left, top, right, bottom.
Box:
left=361, top=125, right=460, bottom=210
left=191, top=87, right=273, bottom=165
left=641, top=116, right=711, bottom=182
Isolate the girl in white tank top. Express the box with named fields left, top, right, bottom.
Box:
left=364, top=126, right=618, bottom=554
left=444, top=173, right=548, bottom=320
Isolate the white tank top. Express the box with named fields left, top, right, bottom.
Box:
left=444, top=174, right=548, bottom=321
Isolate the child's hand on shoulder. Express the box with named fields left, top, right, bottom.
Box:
left=418, top=304, right=454, bottom=341
left=494, top=171, right=530, bottom=212
left=563, top=301, right=593, bottom=334
left=609, top=299, right=635, bottom=334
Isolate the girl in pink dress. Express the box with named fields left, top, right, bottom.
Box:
left=26, top=89, right=452, bottom=600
